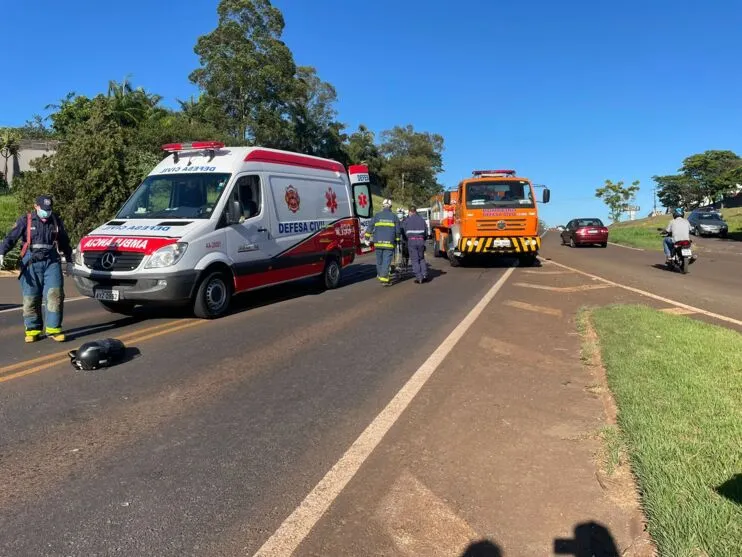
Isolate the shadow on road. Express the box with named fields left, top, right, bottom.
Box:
left=716, top=473, right=742, bottom=505
left=0, top=303, right=20, bottom=311
left=554, top=521, right=620, bottom=556
left=65, top=316, right=143, bottom=342
left=460, top=539, right=503, bottom=556
left=459, top=522, right=621, bottom=556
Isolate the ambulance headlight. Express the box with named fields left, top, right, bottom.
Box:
left=145, top=243, right=188, bottom=268
left=74, top=244, right=84, bottom=266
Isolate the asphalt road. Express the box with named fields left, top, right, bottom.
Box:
left=2, top=235, right=742, bottom=556
left=545, top=231, right=742, bottom=322
left=0, top=255, right=513, bottom=556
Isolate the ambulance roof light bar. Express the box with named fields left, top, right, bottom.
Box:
left=472, top=169, right=516, bottom=177
left=161, top=141, right=225, bottom=163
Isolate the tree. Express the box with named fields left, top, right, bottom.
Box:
left=653, top=150, right=742, bottom=211
left=0, top=128, right=21, bottom=186
left=189, top=0, right=298, bottom=144
left=106, top=77, right=165, bottom=128
left=595, top=179, right=640, bottom=223
left=13, top=102, right=155, bottom=242
left=679, top=150, right=742, bottom=207
left=288, top=66, right=347, bottom=162
left=379, top=125, right=445, bottom=205
left=652, top=174, right=699, bottom=210
left=46, top=92, right=96, bottom=137
left=346, top=125, right=385, bottom=194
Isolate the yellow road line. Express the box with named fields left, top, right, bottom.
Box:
left=0, top=319, right=200, bottom=380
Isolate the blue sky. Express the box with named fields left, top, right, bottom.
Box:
left=3, top=0, right=742, bottom=225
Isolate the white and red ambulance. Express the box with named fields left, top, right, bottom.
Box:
left=72, top=142, right=374, bottom=318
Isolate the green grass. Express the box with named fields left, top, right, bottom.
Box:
left=591, top=305, right=742, bottom=556
left=0, top=194, right=23, bottom=269
left=608, top=207, right=742, bottom=249
left=0, top=193, right=18, bottom=235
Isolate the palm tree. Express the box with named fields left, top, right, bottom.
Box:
left=107, top=76, right=163, bottom=127
left=0, top=129, right=21, bottom=188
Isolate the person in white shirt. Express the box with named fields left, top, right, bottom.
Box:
left=664, top=207, right=695, bottom=264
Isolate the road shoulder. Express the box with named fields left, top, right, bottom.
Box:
left=290, top=264, right=658, bottom=556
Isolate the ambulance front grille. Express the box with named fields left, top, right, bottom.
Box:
left=84, top=251, right=144, bottom=272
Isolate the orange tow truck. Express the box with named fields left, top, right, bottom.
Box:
left=430, top=169, right=550, bottom=266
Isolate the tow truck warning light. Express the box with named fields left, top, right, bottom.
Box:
left=472, top=169, right=516, bottom=176
left=161, top=141, right=225, bottom=152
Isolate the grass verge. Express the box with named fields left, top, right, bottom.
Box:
left=607, top=226, right=664, bottom=251
left=0, top=194, right=21, bottom=270
left=591, top=305, right=742, bottom=556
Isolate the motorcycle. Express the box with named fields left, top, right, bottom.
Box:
left=658, top=229, right=695, bottom=274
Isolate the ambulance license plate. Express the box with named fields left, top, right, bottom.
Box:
left=94, top=289, right=119, bottom=302
left=681, top=249, right=692, bottom=257
left=493, top=239, right=510, bottom=248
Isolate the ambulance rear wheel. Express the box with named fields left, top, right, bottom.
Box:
left=321, top=257, right=342, bottom=290
left=98, top=300, right=137, bottom=316
left=193, top=270, right=232, bottom=319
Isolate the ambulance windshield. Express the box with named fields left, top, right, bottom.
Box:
left=466, top=180, right=534, bottom=209
left=118, top=173, right=231, bottom=219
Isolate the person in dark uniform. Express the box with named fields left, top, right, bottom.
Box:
left=401, top=205, right=429, bottom=283
left=364, top=198, right=400, bottom=286
left=0, top=195, right=73, bottom=343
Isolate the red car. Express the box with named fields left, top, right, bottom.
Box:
left=560, top=218, right=609, bottom=247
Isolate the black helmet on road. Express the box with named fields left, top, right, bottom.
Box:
left=69, top=338, right=126, bottom=370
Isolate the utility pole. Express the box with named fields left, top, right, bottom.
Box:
left=653, top=185, right=657, bottom=215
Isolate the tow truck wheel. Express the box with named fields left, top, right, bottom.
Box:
left=321, top=256, right=342, bottom=290
left=193, top=270, right=232, bottom=319
left=98, top=300, right=137, bottom=316
left=519, top=254, right=538, bottom=267
left=447, top=249, right=461, bottom=267
left=433, top=239, right=442, bottom=257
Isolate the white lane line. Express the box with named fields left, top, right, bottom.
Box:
left=252, top=267, right=517, bottom=557
left=607, top=242, right=644, bottom=251
left=544, top=258, right=742, bottom=328
left=0, top=296, right=88, bottom=314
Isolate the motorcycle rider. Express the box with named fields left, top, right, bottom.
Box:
left=663, top=207, right=696, bottom=265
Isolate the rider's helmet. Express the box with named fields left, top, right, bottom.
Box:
left=673, top=207, right=685, bottom=218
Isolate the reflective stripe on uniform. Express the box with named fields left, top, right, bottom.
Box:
left=375, top=242, right=395, bottom=249
left=25, top=329, right=42, bottom=336
left=405, top=229, right=425, bottom=234
left=45, top=327, right=63, bottom=334
left=378, top=276, right=390, bottom=282
left=376, top=222, right=396, bottom=227
left=32, top=243, right=55, bottom=249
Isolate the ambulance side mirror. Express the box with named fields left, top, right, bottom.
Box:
left=443, top=191, right=451, bottom=205
left=226, top=200, right=242, bottom=224
left=352, top=184, right=373, bottom=219
left=542, top=188, right=551, bottom=204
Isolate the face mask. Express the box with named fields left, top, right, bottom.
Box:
left=37, top=209, right=51, bottom=219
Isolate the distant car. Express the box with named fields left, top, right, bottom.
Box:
left=688, top=211, right=728, bottom=238
left=561, top=218, right=609, bottom=247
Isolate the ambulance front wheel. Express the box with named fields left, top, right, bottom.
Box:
left=321, top=256, right=342, bottom=290
left=193, top=270, right=232, bottom=319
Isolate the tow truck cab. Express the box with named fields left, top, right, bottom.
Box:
left=431, top=169, right=550, bottom=266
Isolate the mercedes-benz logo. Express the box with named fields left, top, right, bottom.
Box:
left=497, top=220, right=506, bottom=230
left=100, top=252, right=116, bottom=270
